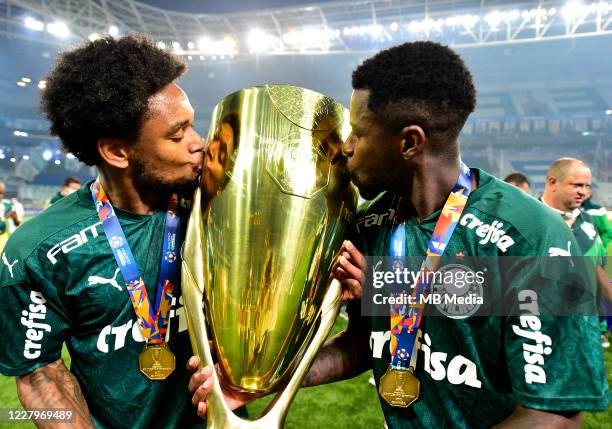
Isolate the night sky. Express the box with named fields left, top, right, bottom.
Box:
left=139, top=0, right=344, bottom=14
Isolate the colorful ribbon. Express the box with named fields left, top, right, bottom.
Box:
left=389, top=163, right=472, bottom=369
left=91, top=179, right=181, bottom=344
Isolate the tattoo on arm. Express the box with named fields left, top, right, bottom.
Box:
left=301, top=330, right=371, bottom=387
left=16, top=359, right=94, bottom=428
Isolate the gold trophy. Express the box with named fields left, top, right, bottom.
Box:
left=181, top=85, right=357, bottom=428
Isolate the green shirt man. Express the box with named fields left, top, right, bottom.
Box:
left=348, top=170, right=609, bottom=428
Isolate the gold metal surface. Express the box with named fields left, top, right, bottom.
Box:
left=181, top=85, right=356, bottom=428
left=138, top=344, right=175, bottom=380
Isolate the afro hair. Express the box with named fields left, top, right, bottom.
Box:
left=352, top=41, right=476, bottom=141
left=41, top=34, right=186, bottom=166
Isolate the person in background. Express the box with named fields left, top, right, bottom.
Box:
left=48, top=176, right=82, bottom=205
left=503, top=172, right=531, bottom=193
left=582, top=188, right=612, bottom=249
left=0, top=181, right=24, bottom=251
left=541, top=157, right=611, bottom=348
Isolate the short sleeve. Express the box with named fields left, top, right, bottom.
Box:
left=0, top=244, right=71, bottom=376
left=504, top=314, right=609, bottom=411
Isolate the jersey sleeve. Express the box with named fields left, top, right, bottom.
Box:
left=0, top=242, right=71, bottom=376
left=501, top=232, right=610, bottom=411
left=504, top=313, right=609, bottom=411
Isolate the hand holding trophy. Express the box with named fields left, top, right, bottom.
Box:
left=181, top=85, right=358, bottom=428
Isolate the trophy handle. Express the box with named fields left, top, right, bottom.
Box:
left=181, top=189, right=343, bottom=429
left=258, top=277, right=342, bottom=427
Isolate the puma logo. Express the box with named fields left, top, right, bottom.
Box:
left=88, top=268, right=122, bottom=291
left=548, top=241, right=571, bottom=257
left=2, top=253, right=18, bottom=278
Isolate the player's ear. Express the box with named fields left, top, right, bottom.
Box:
left=399, top=125, right=425, bottom=160
left=97, top=139, right=131, bottom=169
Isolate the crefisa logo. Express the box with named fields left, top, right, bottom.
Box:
left=21, top=291, right=51, bottom=359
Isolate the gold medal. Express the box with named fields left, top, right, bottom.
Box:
left=139, top=343, right=175, bottom=380
left=378, top=365, right=420, bottom=408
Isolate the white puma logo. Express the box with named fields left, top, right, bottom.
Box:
left=548, top=241, right=571, bottom=256
left=2, top=253, right=18, bottom=278
left=88, top=268, right=122, bottom=291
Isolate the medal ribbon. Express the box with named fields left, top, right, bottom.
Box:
left=91, top=178, right=181, bottom=344
left=389, top=163, right=472, bottom=370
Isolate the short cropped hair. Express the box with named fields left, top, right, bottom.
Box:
left=41, top=34, right=186, bottom=166
left=503, top=172, right=530, bottom=187
left=352, top=41, right=476, bottom=144
left=62, top=176, right=82, bottom=187
left=547, top=157, right=589, bottom=181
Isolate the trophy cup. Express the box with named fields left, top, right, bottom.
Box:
left=181, top=85, right=357, bottom=428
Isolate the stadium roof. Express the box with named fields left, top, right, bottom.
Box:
left=1, top=0, right=611, bottom=55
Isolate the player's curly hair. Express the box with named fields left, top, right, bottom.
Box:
left=41, top=34, right=186, bottom=166
left=352, top=41, right=476, bottom=144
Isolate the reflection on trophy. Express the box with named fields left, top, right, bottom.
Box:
left=181, top=85, right=357, bottom=428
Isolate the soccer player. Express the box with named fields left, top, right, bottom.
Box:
left=190, top=42, right=610, bottom=428
left=0, top=35, right=204, bottom=428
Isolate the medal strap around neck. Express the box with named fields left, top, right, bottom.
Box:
left=389, top=163, right=473, bottom=370
left=91, top=178, right=181, bottom=344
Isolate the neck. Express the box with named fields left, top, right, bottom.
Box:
left=97, top=167, right=168, bottom=215
left=541, top=192, right=566, bottom=212
left=400, top=156, right=464, bottom=222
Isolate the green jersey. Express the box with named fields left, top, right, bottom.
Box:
left=348, top=169, right=609, bottom=429
left=582, top=198, right=611, bottom=250
left=0, top=184, right=200, bottom=429
left=49, top=192, right=64, bottom=205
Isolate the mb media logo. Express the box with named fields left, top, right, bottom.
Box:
left=431, top=264, right=484, bottom=319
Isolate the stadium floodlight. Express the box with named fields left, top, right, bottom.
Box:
left=485, top=10, right=520, bottom=27
left=187, top=55, right=193, bottom=60
left=248, top=29, right=279, bottom=53
left=21, top=77, right=31, bottom=83
left=16, top=81, right=26, bottom=87
left=66, top=153, right=76, bottom=159
left=54, top=159, right=61, bottom=165
left=283, top=28, right=334, bottom=51
left=14, top=131, right=28, bottom=137
left=22, top=155, right=30, bottom=160
left=47, top=22, right=69, bottom=38
left=108, top=25, right=119, bottom=37
left=390, top=22, right=399, bottom=31
left=38, top=80, right=46, bottom=90
left=187, top=41, right=195, bottom=50
left=10, top=158, right=16, bottom=163
left=606, top=109, right=612, bottom=115
left=157, top=41, right=166, bottom=49
left=561, top=1, right=587, bottom=20
left=42, top=150, right=53, bottom=161
left=198, top=36, right=237, bottom=55
left=172, top=41, right=182, bottom=52
left=0, top=151, right=4, bottom=160
left=88, top=33, right=102, bottom=42
left=24, top=17, right=44, bottom=31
